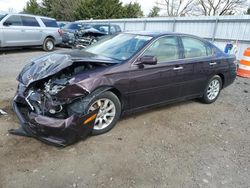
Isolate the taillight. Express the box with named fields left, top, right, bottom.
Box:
left=232, top=59, right=239, bottom=70
left=58, top=29, right=64, bottom=36
left=233, top=59, right=239, bottom=66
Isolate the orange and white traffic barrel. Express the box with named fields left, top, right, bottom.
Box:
left=237, top=48, right=250, bottom=78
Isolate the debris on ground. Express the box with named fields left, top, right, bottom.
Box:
left=202, top=179, right=209, bottom=183
left=247, top=107, right=250, bottom=112
left=243, top=90, right=249, bottom=93
left=0, top=109, right=7, bottom=116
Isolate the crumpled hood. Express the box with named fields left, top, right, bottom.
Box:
left=17, top=50, right=119, bottom=86
left=82, top=28, right=107, bottom=35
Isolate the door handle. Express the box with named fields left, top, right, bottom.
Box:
left=209, top=62, right=217, bottom=65
left=173, top=66, right=183, bottom=70
left=21, top=29, right=25, bottom=32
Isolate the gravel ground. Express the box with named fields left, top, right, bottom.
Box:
left=0, top=48, right=249, bottom=188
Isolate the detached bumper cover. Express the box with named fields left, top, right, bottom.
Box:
left=9, top=100, right=99, bottom=147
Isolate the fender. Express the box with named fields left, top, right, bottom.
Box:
left=67, top=86, right=113, bottom=116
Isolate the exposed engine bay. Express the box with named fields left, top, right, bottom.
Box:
left=24, top=62, right=109, bottom=119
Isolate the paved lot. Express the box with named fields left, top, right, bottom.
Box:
left=0, top=48, right=249, bottom=188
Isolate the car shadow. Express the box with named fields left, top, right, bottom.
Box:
left=0, top=47, right=65, bottom=55
left=121, top=99, right=199, bottom=121
left=0, top=47, right=44, bottom=54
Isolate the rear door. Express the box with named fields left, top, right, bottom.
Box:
left=128, top=36, right=185, bottom=109
left=178, top=36, right=217, bottom=97
left=20, top=16, right=43, bottom=45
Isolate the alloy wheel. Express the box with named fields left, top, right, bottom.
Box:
left=207, top=79, right=220, bottom=100
left=46, top=40, right=54, bottom=51
left=88, top=98, right=116, bottom=130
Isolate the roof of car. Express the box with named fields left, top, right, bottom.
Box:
left=6, top=13, right=56, bottom=20
left=124, top=31, right=185, bottom=37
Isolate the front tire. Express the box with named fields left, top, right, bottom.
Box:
left=201, top=75, right=222, bottom=104
left=43, top=38, right=55, bottom=51
left=87, top=91, right=121, bottom=135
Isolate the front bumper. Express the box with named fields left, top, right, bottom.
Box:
left=62, top=32, right=75, bottom=46
left=10, top=98, right=98, bottom=147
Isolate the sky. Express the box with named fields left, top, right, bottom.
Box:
left=0, top=0, right=249, bottom=15
left=0, top=0, right=157, bottom=14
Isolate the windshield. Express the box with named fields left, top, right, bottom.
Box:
left=0, top=14, right=7, bottom=21
left=85, top=33, right=153, bottom=61
left=63, top=23, right=81, bottom=30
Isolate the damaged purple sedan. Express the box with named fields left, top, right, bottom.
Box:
left=10, top=32, right=236, bottom=146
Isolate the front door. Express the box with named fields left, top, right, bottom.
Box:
left=128, top=36, right=186, bottom=110
left=2, top=15, right=24, bottom=46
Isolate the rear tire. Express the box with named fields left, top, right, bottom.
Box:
left=43, top=38, right=55, bottom=51
left=200, top=75, right=222, bottom=104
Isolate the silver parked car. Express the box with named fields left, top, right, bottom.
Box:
left=0, top=13, right=62, bottom=51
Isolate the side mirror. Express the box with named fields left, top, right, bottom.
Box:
left=135, top=55, right=157, bottom=66
left=3, top=21, right=11, bottom=26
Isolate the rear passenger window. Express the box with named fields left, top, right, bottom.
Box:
left=5, top=15, right=22, bottom=26
left=115, top=26, right=121, bottom=32
left=110, top=26, right=116, bottom=34
left=21, top=16, right=40, bottom=27
left=181, top=37, right=212, bottom=58
left=41, top=18, right=58, bottom=27
left=97, top=26, right=109, bottom=34
left=144, top=36, right=180, bottom=63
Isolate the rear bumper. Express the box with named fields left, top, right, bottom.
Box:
left=55, top=37, right=63, bottom=45
left=10, top=99, right=98, bottom=147
left=227, top=63, right=237, bottom=87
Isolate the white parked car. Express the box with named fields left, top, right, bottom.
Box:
left=0, top=13, right=62, bottom=51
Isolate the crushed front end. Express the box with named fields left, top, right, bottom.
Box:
left=9, top=53, right=105, bottom=147
left=11, top=96, right=98, bottom=147
left=10, top=81, right=98, bottom=146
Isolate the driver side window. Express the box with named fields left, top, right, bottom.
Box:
left=144, top=36, right=180, bottom=63
left=5, top=15, right=23, bottom=26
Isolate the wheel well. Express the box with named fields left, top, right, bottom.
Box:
left=46, top=36, right=55, bottom=41
left=217, top=73, right=225, bottom=88
left=108, top=88, right=123, bottom=108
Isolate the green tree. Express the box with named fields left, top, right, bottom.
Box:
left=23, top=0, right=145, bottom=20
left=75, top=0, right=124, bottom=20
left=122, top=2, right=144, bottom=18
left=34, top=0, right=79, bottom=21
left=148, top=6, right=160, bottom=17
left=247, top=7, right=250, bottom=14
left=50, top=0, right=80, bottom=21
left=23, top=0, right=41, bottom=15
left=40, top=0, right=53, bottom=17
